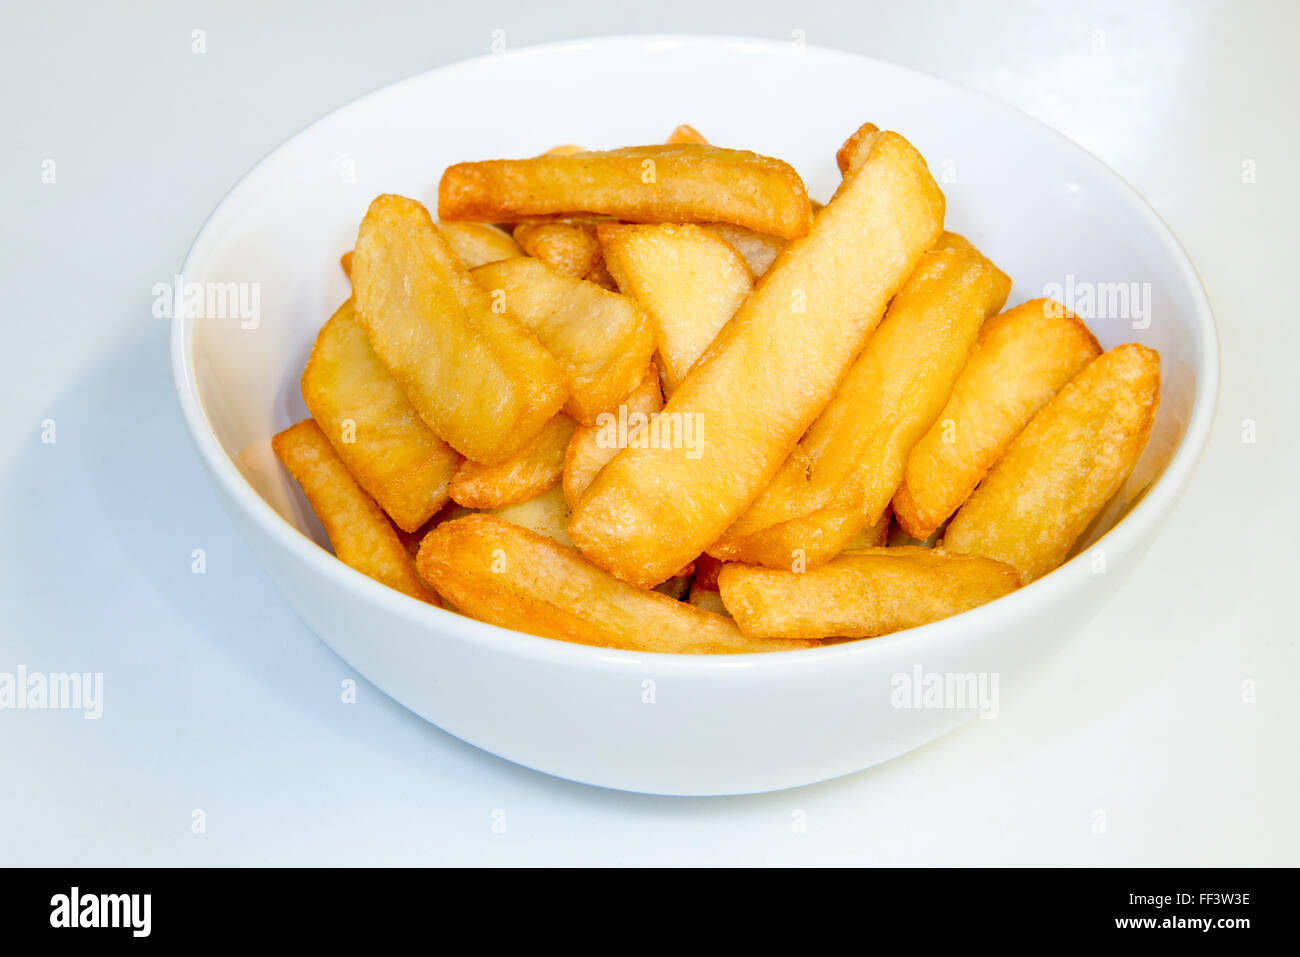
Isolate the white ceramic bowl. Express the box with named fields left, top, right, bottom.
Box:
left=171, top=36, right=1218, bottom=795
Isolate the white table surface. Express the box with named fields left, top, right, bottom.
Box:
left=1, top=0, right=1295, bottom=866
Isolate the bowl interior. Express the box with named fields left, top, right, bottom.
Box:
left=173, top=36, right=1214, bottom=615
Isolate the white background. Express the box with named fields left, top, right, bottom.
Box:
left=1, top=0, right=1295, bottom=865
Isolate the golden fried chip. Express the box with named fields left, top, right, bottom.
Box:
left=488, top=483, right=573, bottom=548
left=600, top=223, right=753, bottom=395
left=351, top=194, right=566, bottom=465
left=665, top=124, right=708, bottom=145
left=568, top=129, right=945, bottom=587
left=709, top=501, right=870, bottom=570
left=583, top=256, right=618, bottom=290
left=272, top=419, right=440, bottom=605
left=943, top=343, right=1160, bottom=582
left=448, top=413, right=576, bottom=509
left=701, top=223, right=784, bottom=278
left=434, top=221, right=523, bottom=268
left=512, top=221, right=603, bottom=278
left=562, top=363, right=663, bottom=508
left=470, top=256, right=654, bottom=426
left=415, top=515, right=815, bottom=653
left=340, top=223, right=521, bottom=282
left=886, top=514, right=942, bottom=548
left=711, top=236, right=1009, bottom=569
left=301, top=300, right=460, bottom=532
left=439, top=145, right=813, bottom=239
left=933, top=231, right=973, bottom=251
left=844, top=508, right=892, bottom=549
left=717, top=547, right=1018, bottom=639
left=893, top=297, right=1102, bottom=540
left=836, top=122, right=881, bottom=174
left=687, top=586, right=729, bottom=615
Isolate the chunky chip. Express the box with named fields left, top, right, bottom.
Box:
left=836, top=122, right=881, bottom=174
left=718, top=547, right=1019, bottom=639
left=712, top=503, right=871, bottom=571
left=435, top=221, right=524, bottom=268
left=583, top=257, right=618, bottom=290
left=447, top=413, right=576, bottom=509
left=887, top=515, right=942, bottom=548
left=845, top=508, right=892, bottom=549
left=540, top=144, right=587, bottom=157
left=470, top=257, right=654, bottom=426
left=488, top=483, right=573, bottom=548
left=701, top=223, right=785, bottom=278
left=340, top=222, right=521, bottom=279
left=351, top=194, right=566, bottom=464
left=562, top=363, right=663, bottom=508
left=415, top=515, right=816, bottom=653
left=568, top=129, right=945, bottom=587
left=301, top=299, right=460, bottom=532
left=665, top=124, right=708, bottom=145
left=439, top=145, right=813, bottom=239
left=943, top=343, right=1161, bottom=582
left=599, top=223, right=753, bottom=394
left=512, top=221, right=603, bottom=278
left=892, top=297, right=1103, bottom=539
left=272, top=419, right=440, bottom=605
left=710, top=235, right=1009, bottom=569
left=687, top=586, right=730, bottom=615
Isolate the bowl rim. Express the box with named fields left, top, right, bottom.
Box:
left=170, top=33, right=1221, bottom=674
